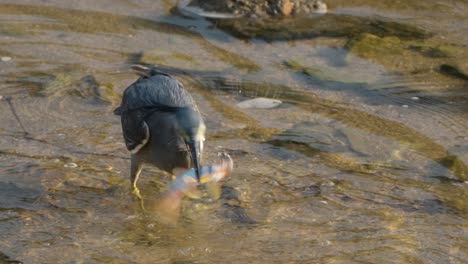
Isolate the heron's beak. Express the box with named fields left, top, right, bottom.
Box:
left=188, top=140, right=202, bottom=183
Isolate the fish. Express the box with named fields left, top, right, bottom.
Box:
left=152, top=153, right=233, bottom=223
left=168, top=152, right=233, bottom=194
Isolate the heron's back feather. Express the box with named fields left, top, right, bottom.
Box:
left=115, top=69, right=198, bottom=152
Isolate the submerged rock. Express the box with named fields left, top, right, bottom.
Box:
left=409, top=43, right=460, bottom=58
left=40, top=73, right=74, bottom=96
left=215, top=14, right=429, bottom=42
left=139, top=49, right=194, bottom=69
left=40, top=74, right=119, bottom=103
left=271, top=121, right=348, bottom=153
left=340, top=125, right=401, bottom=161
left=345, top=33, right=402, bottom=61
left=284, top=59, right=356, bottom=83
left=272, top=121, right=402, bottom=162
left=439, top=64, right=468, bottom=82
left=0, top=182, right=42, bottom=209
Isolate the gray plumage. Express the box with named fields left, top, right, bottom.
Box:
left=115, top=65, right=205, bottom=195
left=115, top=70, right=197, bottom=152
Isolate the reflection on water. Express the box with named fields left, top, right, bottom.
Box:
left=0, top=0, right=467, bottom=263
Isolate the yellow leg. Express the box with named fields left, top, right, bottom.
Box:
left=130, top=155, right=143, bottom=200
left=132, top=186, right=143, bottom=200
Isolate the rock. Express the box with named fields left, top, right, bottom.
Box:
left=280, top=0, right=293, bottom=16
left=40, top=73, right=73, bottom=96
left=439, top=64, right=468, bottom=82
left=64, top=162, right=78, bottom=168
left=140, top=49, right=194, bottom=68
left=310, top=0, right=327, bottom=14
left=178, top=0, right=241, bottom=19
left=236, top=97, right=282, bottom=109
left=1, top=57, right=12, bottom=62
left=0, top=182, right=41, bottom=209
left=439, top=155, right=467, bottom=182
left=216, top=13, right=428, bottom=42
left=185, top=0, right=326, bottom=18
left=340, top=125, right=399, bottom=161
left=272, top=121, right=348, bottom=153
left=70, top=75, right=100, bottom=98
left=345, top=33, right=402, bottom=62
left=273, top=121, right=402, bottom=162
left=410, top=43, right=460, bottom=58
left=39, top=74, right=117, bottom=103
left=283, top=59, right=369, bottom=85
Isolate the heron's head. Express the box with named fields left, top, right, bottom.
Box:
left=175, top=107, right=205, bottom=182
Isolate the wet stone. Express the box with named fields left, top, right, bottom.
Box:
left=215, top=13, right=429, bottom=42
left=40, top=73, right=73, bottom=96
left=71, top=75, right=118, bottom=104
left=0, top=251, right=21, bottom=264
left=272, top=121, right=348, bottom=153
left=139, top=50, right=195, bottom=69
left=40, top=73, right=118, bottom=103
left=284, top=59, right=367, bottom=85
left=187, top=0, right=327, bottom=18
left=345, top=33, right=402, bottom=62
left=64, top=162, right=78, bottom=168
left=236, top=97, right=282, bottom=109
left=340, top=126, right=400, bottom=161
left=439, top=64, right=468, bottom=82
left=409, top=43, right=460, bottom=58
left=0, top=182, right=42, bottom=210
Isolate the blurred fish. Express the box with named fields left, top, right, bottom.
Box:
left=169, top=152, right=233, bottom=194
left=153, top=153, right=233, bottom=223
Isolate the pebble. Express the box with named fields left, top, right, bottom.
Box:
left=1, top=57, right=12, bottom=62
left=64, top=162, right=78, bottom=168
left=280, top=0, right=293, bottom=16
left=236, top=97, right=282, bottom=109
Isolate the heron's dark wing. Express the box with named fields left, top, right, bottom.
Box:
left=115, top=72, right=197, bottom=153
left=120, top=74, right=197, bottom=111
left=120, top=109, right=149, bottom=153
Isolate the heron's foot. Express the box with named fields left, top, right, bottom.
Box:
left=132, top=186, right=143, bottom=200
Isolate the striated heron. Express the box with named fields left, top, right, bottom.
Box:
left=114, top=65, right=205, bottom=198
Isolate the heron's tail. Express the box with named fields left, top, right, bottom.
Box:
left=113, top=106, right=123, bottom=115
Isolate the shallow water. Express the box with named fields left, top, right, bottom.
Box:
left=0, top=0, right=467, bottom=263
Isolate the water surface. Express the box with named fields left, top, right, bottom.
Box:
left=0, top=0, right=467, bottom=263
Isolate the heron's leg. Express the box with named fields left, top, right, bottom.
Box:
left=130, top=154, right=143, bottom=200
